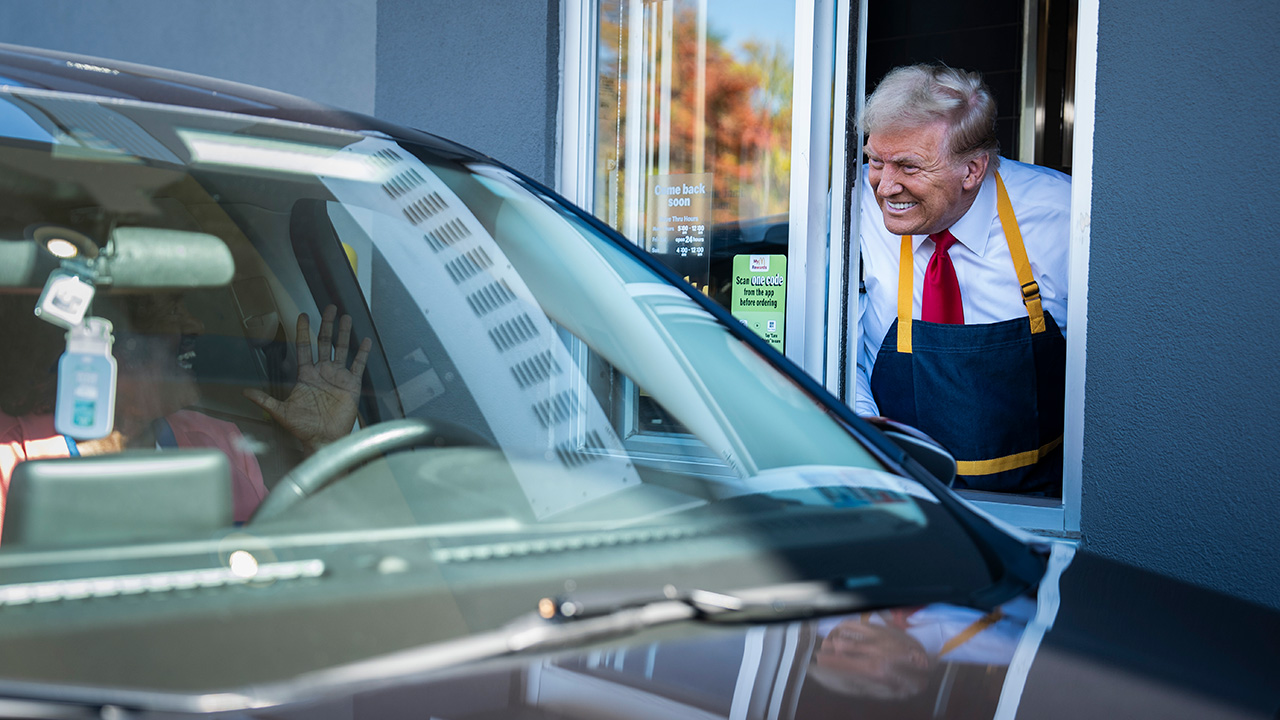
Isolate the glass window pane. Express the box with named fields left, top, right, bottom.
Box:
left=595, top=0, right=795, bottom=328
left=596, top=0, right=798, bottom=441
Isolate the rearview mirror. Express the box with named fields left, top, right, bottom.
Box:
left=0, top=225, right=235, bottom=289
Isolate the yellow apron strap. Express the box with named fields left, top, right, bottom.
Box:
left=893, top=173, right=1047, bottom=353
left=955, top=434, right=1063, bottom=476
left=938, top=608, right=1005, bottom=658
left=994, top=173, right=1047, bottom=334
left=897, top=236, right=914, bottom=354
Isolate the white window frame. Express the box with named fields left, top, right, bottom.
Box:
left=1059, top=0, right=1096, bottom=535
left=787, top=0, right=846, bottom=378
left=559, top=0, right=1093, bottom=537
left=558, top=0, right=597, bottom=208
left=559, top=0, right=845, bottom=378
left=824, top=0, right=855, bottom=397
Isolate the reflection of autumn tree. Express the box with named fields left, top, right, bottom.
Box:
left=738, top=39, right=793, bottom=220
left=596, top=0, right=793, bottom=230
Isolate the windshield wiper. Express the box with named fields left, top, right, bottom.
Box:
left=504, top=579, right=897, bottom=654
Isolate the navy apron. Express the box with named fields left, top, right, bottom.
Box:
left=869, top=173, right=1066, bottom=495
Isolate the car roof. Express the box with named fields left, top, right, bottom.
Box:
left=0, top=42, right=489, bottom=163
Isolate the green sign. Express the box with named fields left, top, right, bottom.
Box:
left=731, top=254, right=786, bottom=352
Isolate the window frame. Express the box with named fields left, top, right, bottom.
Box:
left=526, top=623, right=808, bottom=719
left=558, top=0, right=844, bottom=372
left=557, top=0, right=847, bottom=466
left=558, top=0, right=1095, bottom=537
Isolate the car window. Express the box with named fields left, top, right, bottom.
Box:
left=0, top=88, right=999, bottom=693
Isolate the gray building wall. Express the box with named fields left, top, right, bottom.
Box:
left=0, top=0, right=377, bottom=113
left=375, top=0, right=561, bottom=185
left=1082, top=0, right=1280, bottom=609
left=0, top=0, right=562, bottom=185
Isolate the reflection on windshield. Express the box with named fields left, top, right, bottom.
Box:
left=0, top=86, right=931, bottom=549
left=317, top=149, right=643, bottom=519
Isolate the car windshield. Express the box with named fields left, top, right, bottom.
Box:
left=0, top=88, right=999, bottom=695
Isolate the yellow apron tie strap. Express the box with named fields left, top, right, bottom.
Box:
left=995, top=173, right=1046, bottom=334
left=954, top=434, right=1063, bottom=476
left=897, top=235, right=914, bottom=354
left=893, top=171, right=1046, bottom=353
left=938, top=608, right=1005, bottom=658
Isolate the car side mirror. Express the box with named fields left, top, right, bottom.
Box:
left=861, top=416, right=957, bottom=487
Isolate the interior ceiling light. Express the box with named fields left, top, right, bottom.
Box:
left=45, top=238, right=80, bottom=259
left=27, top=224, right=98, bottom=260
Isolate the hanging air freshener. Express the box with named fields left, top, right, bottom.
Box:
left=54, top=317, right=117, bottom=440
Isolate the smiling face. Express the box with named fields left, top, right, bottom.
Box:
left=865, top=120, right=988, bottom=237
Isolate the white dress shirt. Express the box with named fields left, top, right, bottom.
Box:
left=815, top=596, right=1036, bottom=666
left=854, top=159, right=1072, bottom=417
left=904, top=598, right=1035, bottom=664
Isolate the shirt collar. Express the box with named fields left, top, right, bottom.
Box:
left=911, top=171, right=998, bottom=257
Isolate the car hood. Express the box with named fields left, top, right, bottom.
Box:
left=3, top=546, right=1276, bottom=719
left=243, top=548, right=1280, bottom=720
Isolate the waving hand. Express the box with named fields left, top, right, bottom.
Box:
left=245, top=305, right=372, bottom=451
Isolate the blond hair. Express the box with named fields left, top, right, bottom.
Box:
left=863, top=64, right=1001, bottom=172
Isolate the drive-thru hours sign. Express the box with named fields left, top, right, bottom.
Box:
left=731, top=254, right=786, bottom=352
left=646, top=173, right=712, bottom=292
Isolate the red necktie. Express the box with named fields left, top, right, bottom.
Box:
left=921, top=229, right=964, bottom=324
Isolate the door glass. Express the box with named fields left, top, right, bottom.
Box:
left=595, top=0, right=795, bottom=342
left=595, top=0, right=797, bottom=440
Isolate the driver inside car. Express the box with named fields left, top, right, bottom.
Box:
left=0, top=292, right=371, bottom=536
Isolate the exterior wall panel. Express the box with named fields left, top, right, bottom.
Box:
left=376, top=0, right=560, bottom=184
left=1084, top=0, right=1280, bottom=609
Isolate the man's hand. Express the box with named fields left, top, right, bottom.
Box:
left=244, top=305, right=372, bottom=451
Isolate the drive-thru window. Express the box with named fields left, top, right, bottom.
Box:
left=560, top=0, right=1094, bottom=538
